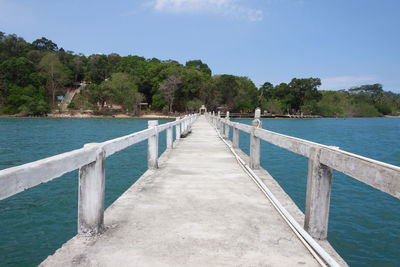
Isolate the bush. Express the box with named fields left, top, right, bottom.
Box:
left=152, top=93, right=168, bottom=111
left=186, top=99, right=202, bottom=112
left=3, top=85, right=50, bottom=115
left=67, top=102, right=76, bottom=109
left=235, top=100, right=254, bottom=113
left=352, top=103, right=381, bottom=117
left=162, top=105, right=169, bottom=114
left=261, top=99, right=283, bottom=114
left=375, top=104, right=392, bottom=115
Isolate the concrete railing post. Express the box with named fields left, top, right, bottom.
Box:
left=225, top=111, right=230, bottom=139
left=166, top=126, right=173, bottom=149
left=250, top=108, right=262, bottom=169
left=148, top=120, right=159, bottom=169
left=78, top=143, right=105, bottom=235
left=304, top=147, right=333, bottom=240
left=233, top=124, right=239, bottom=148
left=217, top=111, right=221, bottom=130
left=176, top=118, right=181, bottom=140
left=212, top=111, right=215, bottom=125
left=180, top=117, right=184, bottom=135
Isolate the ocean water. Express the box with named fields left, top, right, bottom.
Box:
left=0, top=117, right=399, bottom=266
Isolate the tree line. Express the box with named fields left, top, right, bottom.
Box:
left=1, top=32, right=399, bottom=117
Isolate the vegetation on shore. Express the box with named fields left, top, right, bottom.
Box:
left=1, top=32, right=399, bottom=117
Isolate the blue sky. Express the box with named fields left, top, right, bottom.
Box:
left=1, top=0, right=399, bottom=92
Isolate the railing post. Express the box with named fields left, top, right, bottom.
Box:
left=184, top=118, right=186, bottom=133
left=175, top=117, right=181, bottom=140
left=148, top=120, right=159, bottom=169
left=217, top=111, right=220, bottom=129
left=217, top=111, right=223, bottom=133
left=184, top=115, right=188, bottom=133
left=233, top=123, right=239, bottom=148
left=212, top=111, right=215, bottom=125
left=78, top=143, right=105, bottom=235
left=304, top=147, right=333, bottom=240
left=166, top=126, right=173, bottom=149
left=250, top=108, right=262, bottom=169
left=182, top=116, right=186, bottom=134
left=225, top=111, right=230, bottom=139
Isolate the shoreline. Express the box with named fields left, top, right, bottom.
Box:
left=0, top=112, right=399, bottom=119
left=0, top=112, right=180, bottom=119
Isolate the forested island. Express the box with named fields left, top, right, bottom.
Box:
left=1, top=32, right=399, bottom=117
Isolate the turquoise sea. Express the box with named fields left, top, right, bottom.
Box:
left=0, top=117, right=399, bottom=266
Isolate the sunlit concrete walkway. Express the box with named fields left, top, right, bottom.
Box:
left=41, top=116, right=320, bottom=266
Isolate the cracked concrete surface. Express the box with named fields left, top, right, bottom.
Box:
left=41, top=116, right=324, bottom=267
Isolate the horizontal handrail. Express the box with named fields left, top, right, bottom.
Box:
left=0, top=114, right=198, bottom=201
left=318, top=147, right=400, bottom=198
left=0, top=145, right=98, bottom=200
left=227, top=121, right=252, bottom=134
left=102, top=128, right=154, bottom=157
left=223, top=115, right=400, bottom=199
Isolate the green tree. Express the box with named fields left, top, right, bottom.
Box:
left=349, top=84, right=384, bottom=105
left=214, top=75, right=239, bottom=110
left=234, top=77, right=258, bottom=112
left=0, top=57, right=36, bottom=87
left=108, top=73, right=143, bottom=113
left=159, top=75, right=182, bottom=113
left=0, top=33, right=28, bottom=60
left=151, top=93, right=168, bottom=111
left=87, top=54, right=109, bottom=84
left=39, top=52, right=68, bottom=107
left=186, top=98, right=203, bottom=112
left=88, top=83, right=112, bottom=108
left=259, top=82, right=274, bottom=105
left=288, top=78, right=322, bottom=111
left=32, top=37, right=58, bottom=51
left=3, top=85, right=50, bottom=115
left=185, top=60, right=211, bottom=76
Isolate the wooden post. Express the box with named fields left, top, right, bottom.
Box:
left=250, top=108, right=261, bottom=169
left=233, top=125, right=239, bottom=148
left=304, top=147, right=333, bottom=240
left=166, top=126, right=173, bottom=149
left=175, top=118, right=181, bottom=140
left=78, top=143, right=105, bottom=235
left=148, top=120, right=159, bottom=169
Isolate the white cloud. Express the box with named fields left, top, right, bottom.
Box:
left=147, top=0, right=263, bottom=22
left=321, top=75, right=378, bottom=90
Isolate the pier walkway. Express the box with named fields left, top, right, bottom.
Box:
left=41, top=116, right=325, bottom=266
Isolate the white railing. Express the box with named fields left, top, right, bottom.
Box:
left=0, top=114, right=198, bottom=235
left=206, top=109, right=400, bottom=240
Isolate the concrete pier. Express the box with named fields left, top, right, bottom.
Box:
left=41, top=116, right=342, bottom=266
